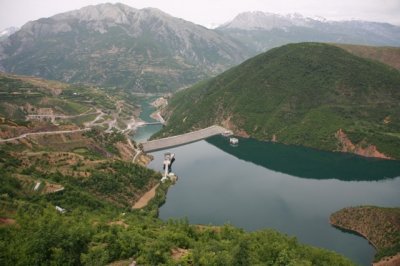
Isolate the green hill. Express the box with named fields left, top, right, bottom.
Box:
left=155, top=43, right=400, bottom=159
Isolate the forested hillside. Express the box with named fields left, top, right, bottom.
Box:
left=156, top=43, right=400, bottom=159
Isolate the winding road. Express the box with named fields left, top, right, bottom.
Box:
left=0, top=128, right=91, bottom=143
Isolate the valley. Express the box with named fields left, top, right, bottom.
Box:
left=1, top=2, right=400, bottom=265
left=0, top=73, right=357, bottom=266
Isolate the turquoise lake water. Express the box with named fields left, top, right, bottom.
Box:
left=148, top=136, right=400, bottom=266
left=132, top=97, right=162, bottom=143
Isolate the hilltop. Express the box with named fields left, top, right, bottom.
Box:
left=0, top=3, right=247, bottom=92
left=155, top=43, right=400, bottom=159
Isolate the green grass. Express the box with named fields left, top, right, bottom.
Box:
left=72, top=147, right=90, bottom=154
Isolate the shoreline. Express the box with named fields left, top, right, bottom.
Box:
left=329, top=222, right=400, bottom=266
left=373, top=254, right=400, bottom=266
left=329, top=222, right=378, bottom=250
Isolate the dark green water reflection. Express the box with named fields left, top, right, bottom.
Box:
left=207, top=136, right=400, bottom=181
left=149, top=136, right=400, bottom=266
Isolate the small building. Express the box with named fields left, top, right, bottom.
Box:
left=163, top=152, right=175, bottom=177
left=222, top=130, right=233, bottom=137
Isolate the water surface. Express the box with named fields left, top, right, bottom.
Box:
left=148, top=136, right=400, bottom=266
left=132, top=97, right=162, bottom=143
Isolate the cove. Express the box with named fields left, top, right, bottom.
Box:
left=148, top=136, right=400, bottom=266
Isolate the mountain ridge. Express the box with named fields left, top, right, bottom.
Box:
left=2, top=5, right=400, bottom=92
left=219, top=11, right=317, bottom=30
left=0, top=3, right=248, bottom=92
left=217, top=11, right=400, bottom=53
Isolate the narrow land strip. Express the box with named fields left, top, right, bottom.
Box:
left=132, top=184, right=160, bottom=209
left=330, top=206, right=400, bottom=265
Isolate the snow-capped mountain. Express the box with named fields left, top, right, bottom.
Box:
left=217, top=11, right=400, bottom=53
left=0, top=27, right=18, bottom=40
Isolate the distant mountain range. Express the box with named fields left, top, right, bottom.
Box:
left=156, top=43, right=400, bottom=159
left=0, top=3, right=248, bottom=92
left=0, top=4, right=400, bottom=92
left=217, top=11, right=400, bottom=54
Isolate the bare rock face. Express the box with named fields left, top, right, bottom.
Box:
left=54, top=3, right=135, bottom=24
left=0, top=3, right=249, bottom=92
left=335, top=129, right=391, bottom=159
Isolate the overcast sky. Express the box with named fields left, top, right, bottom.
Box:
left=1, top=0, right=400, bottom=29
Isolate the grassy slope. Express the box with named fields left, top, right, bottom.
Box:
left=333, top=44, right=400, bottom=71
left=156, top=43, right=400, bottom=158
left=330, top=206, right=400, bottom=262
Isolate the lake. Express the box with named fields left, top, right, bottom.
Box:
left=132, top=96, right=163, bottom=143
left=148, top=136, right=400, bottom=266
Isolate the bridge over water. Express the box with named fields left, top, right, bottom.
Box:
left=141, top=125, right=227, bottom=152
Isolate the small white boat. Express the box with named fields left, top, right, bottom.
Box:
left=229, top=137, right=239, bottom=145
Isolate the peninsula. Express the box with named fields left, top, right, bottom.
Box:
left=330, top=206, right=400, bottom=265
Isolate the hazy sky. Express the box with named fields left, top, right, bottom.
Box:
left=1, top=0, right=399, bottom=29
